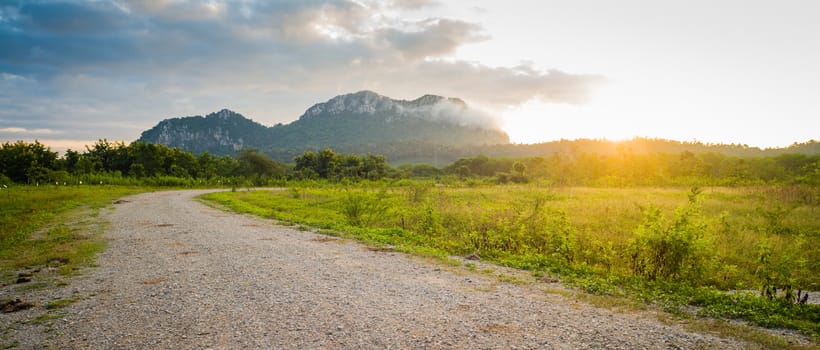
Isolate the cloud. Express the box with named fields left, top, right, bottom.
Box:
left=387, top=0, right=439, bottom=10
left=406, top=98, right=500, bottom=128
left=0, top=126, right=60, bottom=135
left=0, top=138, right=95, bottom=154
left=0, top=0, right=603, bottom=142
left=377, top=18, right=487, bottom=59
left=0, top=127, right=60, bottom=135
left=406, top=61, right=605, bottom=105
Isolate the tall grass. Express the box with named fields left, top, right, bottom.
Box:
left=202, top=182, right=819, bottom=336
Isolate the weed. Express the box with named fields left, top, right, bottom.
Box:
left=13, top=281, right=50, bottom=293
left=628, top=192, right=711, bottom=282
left=44, top=297, right=78, bottom=310
left=200, top=183, right=820, bottom=338
left=26, top=311, right=67, bottom=326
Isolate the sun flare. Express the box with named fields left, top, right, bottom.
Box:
left=500, top=84, right=641, bottom=144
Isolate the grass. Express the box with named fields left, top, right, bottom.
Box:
left=0, top=185, right=148, bottom=350
left=684, top=319, right=809, bottom=350
left=0, top=185, right=145, bottom=285
left=25, top=310, right=68, bottom=326
left=44, top=297, right=78, bottom=310
left=201, top=183, right=819, bottom=342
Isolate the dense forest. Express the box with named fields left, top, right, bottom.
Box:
left=0, top=140, right=817, bottom=187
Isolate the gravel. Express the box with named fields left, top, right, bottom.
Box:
left=3, top=189, right=753, bottom=349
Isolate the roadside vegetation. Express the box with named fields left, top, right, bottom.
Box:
left=203, top=183, right=818, bottom=338
left=0, top=186, right=145, bottom=285
left=2, top=139, right=818, bottom=342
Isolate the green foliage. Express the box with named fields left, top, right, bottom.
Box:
left=45, top=297, right=78, bottom=310
left=441, top=151, right=819, bottom=186
left=202, top=183, right=819, bottom=337
left=0, top=186, right=144, bottom=284
left=0, top=140, right=58, bottom=183
left=339, top=190, right=389, bottom=227
left=292, top=149, right=392, bottom=181
left=628, top=188, right=712, bottom=282
left=0, top=140, right=291, bottom=187
left=236, top=149, right=286, bottom=184
left=3, top=140, right=817, bottom=189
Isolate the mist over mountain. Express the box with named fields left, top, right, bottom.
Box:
left=139, top=91, right=818, bottom=165
left=139, top=91, right=509, bottom=162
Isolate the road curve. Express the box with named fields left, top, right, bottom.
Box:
left=48, top=189, right=744, bottom=349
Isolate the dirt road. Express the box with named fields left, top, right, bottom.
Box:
left=28, top=190, right=747, bottom=348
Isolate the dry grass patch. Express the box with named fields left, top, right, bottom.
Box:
left=142, top=277, right=166, bottom=285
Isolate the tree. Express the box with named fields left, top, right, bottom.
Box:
left=61, top=149, right=81, bottom=173
left=512, top=161, right=526, bottom=176
left=0, top=141, right=58, bottom=183
left=236, top=149, right=285, bottom=178
left=316, top=148, right=339, bottom=179
left=362, top=154, right=389, bottom=180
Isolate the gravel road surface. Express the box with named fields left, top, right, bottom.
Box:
left=6, top=190, right=750, bottom=349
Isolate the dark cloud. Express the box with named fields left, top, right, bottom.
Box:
left=0, top=0, right=603, bottom=142
left=18, top=1, right=130, bottom=33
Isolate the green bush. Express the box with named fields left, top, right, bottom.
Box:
left=628, top=188, right=713, bottom=282
left=339, top=190, right=388, bottom=227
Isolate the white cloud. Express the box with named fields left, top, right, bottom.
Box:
left=0, top=127, right=61, bottom=135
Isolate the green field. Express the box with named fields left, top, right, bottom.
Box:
left=0, top=185, right=144, bottom=284
left=202, top=183, right=820, bottom=336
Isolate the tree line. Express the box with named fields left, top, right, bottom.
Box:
left=1, top=140, right=817, bottom=186
left=0, top=140, right=392, bottom=186
left=443, top=151, right=819, bottom=186
left=0, top=140, right=272, bottom=186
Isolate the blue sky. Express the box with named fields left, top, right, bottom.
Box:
left=1, top=0, right=818, bottom=151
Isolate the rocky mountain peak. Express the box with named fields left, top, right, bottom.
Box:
left=138, top=90, right=510, bottom=160
left=207, top=109, right=242, bottom=120
left=302, top=91, right=469, bottom=120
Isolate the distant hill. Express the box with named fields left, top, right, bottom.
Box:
left=139, top=91, right=818, bottom=164
left=138, top=91, right=509, bottom=162
left=481, top=138, right=820, bottom=159
left=138, top=109, right=269, bottom=155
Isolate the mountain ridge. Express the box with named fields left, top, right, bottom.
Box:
left=138, top=91, right=819, bottom=164
left=138, top=91, right=510, bottom=160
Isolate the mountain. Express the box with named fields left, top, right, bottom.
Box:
left=138, top=91, right=818, bottom=165
left=137, top=109, right=269, bottom=155
left=268, top=91, right=507, bottom=149
left=138, top=91, right=509, bottom=162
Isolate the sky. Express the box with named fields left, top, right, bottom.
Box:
left=1, top=0, right=818, bottom=152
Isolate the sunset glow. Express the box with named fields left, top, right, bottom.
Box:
left=1, top=0, right=818, bottom=148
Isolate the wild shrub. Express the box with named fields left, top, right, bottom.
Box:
left=405, top=183, right=431, bottom=203
left=339, top=190, right=388, bottom=227
left=418, top=202, right=442, bottom=236
left=628, top=188, right=712, bottom=282
left=288, top=187, right=303, bottom=199
left=527, top=208, right=576, bottom=264
left=759, top=204, right=795, bottom=235
left=756, top=233, right=810, bottom=304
